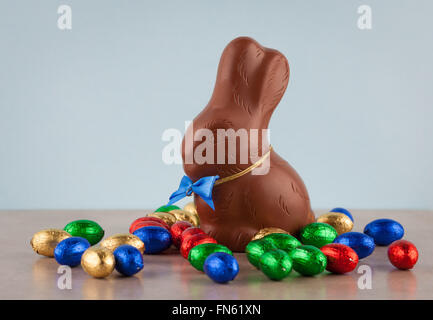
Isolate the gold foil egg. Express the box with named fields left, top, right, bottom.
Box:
left=147, top=211, right=177, bottom=227
left=169, top=209, right=189, bottom=222
left=81, top=247, right=115, bottom=278
left=30, top=229, right=71, bottom=257
left=183, top=202, right=197, bottom=215
left=183, top=202, right=200, bottom=227
left=169, top=209, right=200, bottom=227
left=184, top=210, right=200, bottom=227
left=251, top=227, right=289, bottom=241
left=99, top=234, right=145, bottom=254
left=316, top=212, right=353, bottom=235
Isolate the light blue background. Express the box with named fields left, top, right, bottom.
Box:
left=1, top=1, right=432, bottom=210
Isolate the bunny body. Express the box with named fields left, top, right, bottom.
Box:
left=181, top=37, right=314, bottom=252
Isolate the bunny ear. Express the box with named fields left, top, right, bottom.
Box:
left=210, top=37, right=290, bottom=117
left=257, top=52, right=290, bottom=117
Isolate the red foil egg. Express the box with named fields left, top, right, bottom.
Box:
left=170, top=221, right=193, bottom=248
left=129, top=217, right=170, bottom=233
left=180, top=233, right=217, bottom=259
left=130, top=221, right=169, bottom=234
left=320, top=243, right=359, bottom=274
left=180, top=227, right=206, bottom=246
left=388, top=240, right=418, bottom=270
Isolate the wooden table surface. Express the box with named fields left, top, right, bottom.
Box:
left=0, top=209, right=431, bottom=300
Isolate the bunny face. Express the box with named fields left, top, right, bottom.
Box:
left=182, top=37, right=289, bottom=180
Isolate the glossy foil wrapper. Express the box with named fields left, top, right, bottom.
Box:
left=388, top=240, right=418, bottom=269
left=180, top=227, right=206, bottom=245
left=259, top=249, right=293, bottom=280
left=204, top=252, right=239, bottom=283
left=188, top=243, right=232, bottom=271
left=133, top=226, right=172, bottom=254
left=288, top=245, right=327, bottom=276
left=170, top=221, right=193, bottom=248
left=320, top=243, right=359, bottom=274
left=263, top=233, right=301, bottom=253
left=245, top=239, right=277, bottom=268
left=300, top=222, right=338, bottom=248
left=316, top=212, right=353, bottom=235
left=129, top=217, right=170, bottom=233
left=130, top=221, right=169, bottom=234
left=64, top=220, right=105, bottom=246
left=180, top=233, right=216, bottom=259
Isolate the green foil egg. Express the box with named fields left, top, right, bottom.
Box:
left=188, top=243, right=233, bottom=271
left=300, top=222, right=338, bottom=248
left=288, top=245, right=327, bottom=276
left=64, top=220, right=104, bottom=246
left=259, top=249, right=293, bottom=280
left=155, top=205, right=180, bottom=212
left=245, top=239, right=277, bottom=268
left=263, top=233, right=301, bottom=253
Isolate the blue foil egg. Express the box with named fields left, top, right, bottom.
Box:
left=54, top=237, right=90, bottom=267
left=364, top=219, right=404, bottom=246
left=203, top=252, right=239, bottom=283
left=133, top=226, right=172, bottom=254
left=113, top=244, right=144, bottom=276
left=333, top=232, right=375, bottom=259
left=330, top=207, right=354, bottom=222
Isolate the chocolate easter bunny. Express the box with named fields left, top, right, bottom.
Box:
left=181, top=37, right=314, bottom=252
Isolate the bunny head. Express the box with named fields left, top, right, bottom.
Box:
left=182, top=37, right=290, bottom=180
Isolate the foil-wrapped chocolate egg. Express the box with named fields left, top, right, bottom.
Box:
left=180, top=227, right=206, bottom=245
left=180, top=233, right=217, bottom=259
left=100, top=233, right=145, bottom=254
left=155, top=205, right=180, bottom=212
left=300, top=222, right=338, bottom=248
left=81, top=247, right=115, bottom=278
left=330, top=207, right=354, bottom=222
left=183, top=202, right=197, bottom=216
left=333, top=232, right=375, bottom=259
left=183, top=202, right=200, bottom=227
left=169, top=209, right=188, bottom=222
left=364, top=218, right=404, bottom=246
left=54, top=237, right=91, bottom=267
left=320, top=243, right=359, bottom=274
left=129, top=216, right=170, bottom=233
left=388, top=240, right=418, bottom=270
left=113, top=244, right=144, bottom=276
left=288, top=245, right=327, bottom=276
left=130, top=221, right=169, bottom=234
left=251, top=227, right=289, bottom=241
left=170, top=221, right=193, bottom=248
left=133, top=226, right=172, bottom=254
left=147, top=212, right=177, bottom=227
left=30, top=229, right=71, bottom=257
left=169, top=209, right=199, bottom=227
left=316, top=212, right=353, bottom=235
left=259, top=249, right=293, bottom=280
left=204, top=252, right=239, bottom=283
left=188, top=243, right=233, bottom=271
left=183, top=210, right=200, bottom=227
left=245, top=239, right=278, bottom=268
left=263, top=233, right=301, bottom=253
left=64, top=220, right=104, bottom=245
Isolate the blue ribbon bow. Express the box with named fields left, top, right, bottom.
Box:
left=167, top=175, right=219, bottom=210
